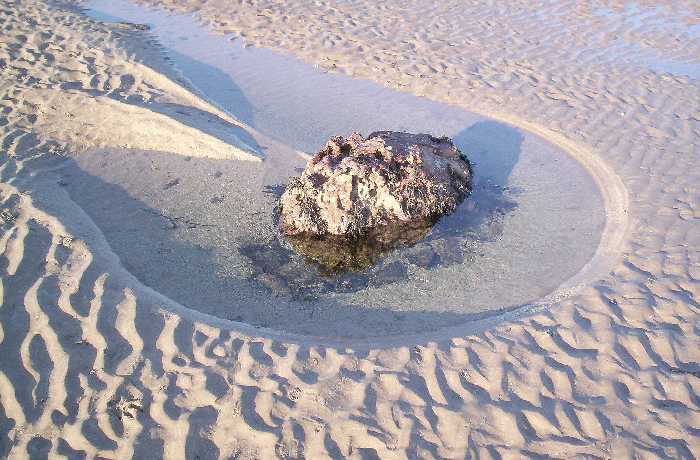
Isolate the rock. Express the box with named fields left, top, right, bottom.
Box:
left=278, top=131, right=472, bottom=271
left=284, top=219, right=433, bottom=273
left=280, top=131, right=472, bottom=237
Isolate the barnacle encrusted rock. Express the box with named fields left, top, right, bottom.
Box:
left=279, top=131, right=473, bottom=239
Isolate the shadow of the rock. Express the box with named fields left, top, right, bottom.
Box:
left=454, top=120, right=522, bottom=189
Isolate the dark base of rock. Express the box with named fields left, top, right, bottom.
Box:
left=285, top=218, right=435, bottom=274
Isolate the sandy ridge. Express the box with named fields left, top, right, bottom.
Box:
left=29, top=88, right=259, bottom=161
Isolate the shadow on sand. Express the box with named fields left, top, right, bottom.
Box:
left=67, top=6, right=265, bottom=156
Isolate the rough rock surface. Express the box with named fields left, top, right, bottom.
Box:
left=279, top=131, right=473, bottom=242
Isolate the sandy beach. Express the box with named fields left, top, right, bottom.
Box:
left=0, top=0, right=698, bottom=458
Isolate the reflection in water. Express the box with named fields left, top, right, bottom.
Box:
left=285, top=219, right=435, bottom=274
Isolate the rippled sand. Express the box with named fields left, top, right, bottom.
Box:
left=0, top=0, right=698, bottom=458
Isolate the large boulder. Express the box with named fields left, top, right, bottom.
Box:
left=278, top=131, right=473, bottom=272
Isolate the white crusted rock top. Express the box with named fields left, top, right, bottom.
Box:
left=279, top=131, right=473, bottom=239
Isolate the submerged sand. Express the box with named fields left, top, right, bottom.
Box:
left=0, top=0, right=698, bottom=458
left=53, top=1, right=614, bottom=338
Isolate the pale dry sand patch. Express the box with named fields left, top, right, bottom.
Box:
left=29, top=89, right=258, bottom=161
left=0, top=0, right=698, bottom=459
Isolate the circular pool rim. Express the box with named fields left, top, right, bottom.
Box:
left=98, top=113, right=629, bottom=348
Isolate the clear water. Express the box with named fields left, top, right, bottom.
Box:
left=80, top=0, right=608, bottom=338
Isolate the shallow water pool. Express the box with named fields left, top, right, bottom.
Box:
left=78, top=0, right=611, bottom=339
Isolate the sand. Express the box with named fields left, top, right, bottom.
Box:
left=0, top=0, right=698, bottom=458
